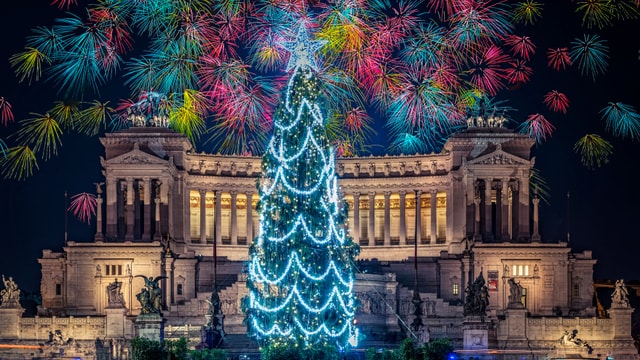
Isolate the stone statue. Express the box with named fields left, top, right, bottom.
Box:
left=559, top=329, right=593, bottom=354
left=0, top=274, right=21, bottom=308
left=507, top=278, right=523, bottom=307
left=611, top=279, right=630, bottom=308
left=464, top=273, right=489, bottom=316
left=106, top=278, right=126, bottom=307
left=47, top=329, right=72, bottom=346
left=135, top=275, right=167, bottom=315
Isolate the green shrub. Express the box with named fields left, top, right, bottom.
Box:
left=261, top=342, right=341, bottom=360
left=130, top=337, right=165, bottom=360
left=189, top=348, right=228, bottom=360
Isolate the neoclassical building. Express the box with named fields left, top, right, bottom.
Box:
left=4, top=124, right=633, bottom=359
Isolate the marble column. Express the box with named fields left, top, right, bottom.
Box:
left=368, top=192, right=375, bottom=245
left=106, top=178, right=117, bottom=238
left=415, top=190, right=422, bottom=244
left=384, top=192, right=391, bottom=246
left=143, top=177, right=152, bottom=241
left=154, top=181, right=162, bottom=241
left=501, top=178, right=510, bottom=241
left=495, top=180, right=503, bottom=242
left=215, top=190, right=222, bottom=245
left=483, top=179, right=493, bottom=241
left=183, top=188, right=191, bottom=242
left=474, top=195, right=481, bottom=241
left=200, top=189, right=207, bottom=244
left=230, top=191, right=238, bottom=245
left=164, top=178, right=173, bottom=240
left=399, top=191, right=407, bottom=245
left=125, top=177, right=134, bottom=241
left=518, top=172, right=531, bottom=240
left=352, top=192, right=360, bottom=244
left=531, top=195, right=541, bottom=242
left=430, top=190, right=437, bottom=243
left=95, top=183, right=104, bottom=241
left=246, top=192, right=254, bottom=243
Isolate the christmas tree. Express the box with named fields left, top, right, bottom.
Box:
left=244, top=24, right=360, bottom=350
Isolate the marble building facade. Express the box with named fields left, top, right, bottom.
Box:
left=1, top=125, right=637, bottom=359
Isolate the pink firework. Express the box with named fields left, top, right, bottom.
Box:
left=505, top=59, right=533, bottom=84
left=68, top=192, right=97, bottom=224
left=547, top=48, right=572, bottom=71
left=467, top=45, right=510, bottom=96
left=0, top=97, right=14, bottom=126
left=543, top=90, right=570, bottom=114
left=519, top=113, right=555, bottom=143
left=51, top=0, right=77, bottom=10
left=504, top=35, right=536, bottom=61
left=345, top=107, right=371, bottom=132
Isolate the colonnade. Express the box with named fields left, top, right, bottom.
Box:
left=104, top=177, right=166, bottom=242
left=346, top=190, right=446, bottom=246
left=185, top=189, right=449, bottom=247
left=187, top=190, right=256, bottom=245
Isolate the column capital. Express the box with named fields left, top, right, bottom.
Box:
left=383, top=191, right=391, bottom=198
left=429, top=189, right=437, bottom=196
left=398, top=190, right=406, bottom=197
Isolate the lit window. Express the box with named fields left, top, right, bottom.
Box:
left=511, top=264, right=531, bottom=276
left=453, top=283, right=459, bottom=296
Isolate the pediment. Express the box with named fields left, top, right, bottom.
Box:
left=466, top=148, right=528, bottom=166
left=105, top=148, right=167, bottom=166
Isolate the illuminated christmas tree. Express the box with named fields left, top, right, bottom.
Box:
left=244, top=24, right=360, bottom=350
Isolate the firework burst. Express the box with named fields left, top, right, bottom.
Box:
left=573, top=133, right=613, bottom=170
left=543, top=91, right=570, bottom=114
left=2, top=0, right=639, bottom=178
left=68, top=192, right=97, bottom=224
left=600, top=102, right=640, bottom=140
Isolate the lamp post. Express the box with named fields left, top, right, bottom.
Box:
left=410, top=190, right=424, bottom=339
left=200, top=190, right=224, bottom=349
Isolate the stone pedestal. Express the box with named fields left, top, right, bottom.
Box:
left=0, top=307, right=24, bottom=339
left=609, top=307, right=634, bottom=340
left=105, top=307, right=128, bottom=338
left=134, top=313, right=165, bottom=341
left=504, top=308, right=527, bottom=340
left=462, top=316, right=490, bottom=350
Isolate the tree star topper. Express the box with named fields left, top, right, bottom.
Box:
left=282, top=23, right=327, bottom=72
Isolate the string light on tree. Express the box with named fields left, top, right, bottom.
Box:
left=244, top=22, right=359, bottom=350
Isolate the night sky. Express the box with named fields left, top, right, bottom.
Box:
left=1, top=1, right=639, bottom=293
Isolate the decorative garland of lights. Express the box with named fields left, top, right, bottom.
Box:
left=245, top=23, right=359, bottom=349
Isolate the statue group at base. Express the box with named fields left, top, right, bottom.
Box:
left=0, top=275, right=21, bottom=308
left=464, top=273, right=489, bottom=316
left=135, top=275, right=166, bottom=315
